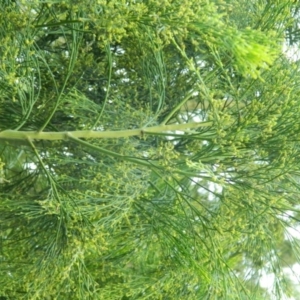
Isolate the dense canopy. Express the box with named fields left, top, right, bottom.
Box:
left=1, top=0, right=300, bottom=299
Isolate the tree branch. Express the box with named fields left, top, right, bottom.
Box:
left=0, top=121, right=213, bottom=141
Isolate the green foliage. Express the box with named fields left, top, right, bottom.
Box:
left=1, top=0, right=300, bottom=299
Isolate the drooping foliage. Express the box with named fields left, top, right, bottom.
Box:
left=1, top=0, right=300, bottom=299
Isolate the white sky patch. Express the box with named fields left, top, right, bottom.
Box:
left=113, top=46, right=125, bottom=56
left=259, top=221, right=300, bottom=299
left=115, top=68, right=127, bottom=76
left=277, top=210, right=300, bottom=240
left=193, top=115, right=203, bottom=123
left=286, top=226, right=300, bottom=240
left=284, top=263, right=300, bottom=285
left=278, top=210, right=295, bottom=222
left=283, top=43, right=300, bottom=62
left=260, top=264, right=300, bottom=300
left=24, top=162, right=37, bottom=173
left=260, top=271, right=275, bottom=290
left=180, top=68, right=189, bottom=75
left=207, top=181, right=222, bottom=201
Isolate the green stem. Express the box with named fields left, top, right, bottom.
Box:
left=0, top=121, right=213, bottom=141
